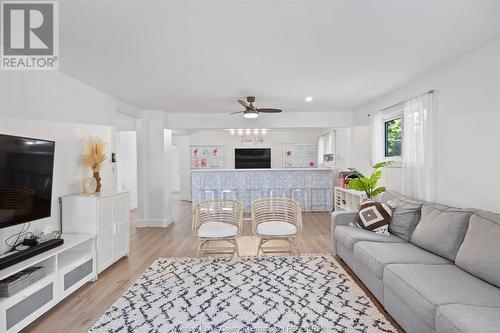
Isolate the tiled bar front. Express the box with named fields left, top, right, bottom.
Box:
left=191, top=169, right=334, bottom=211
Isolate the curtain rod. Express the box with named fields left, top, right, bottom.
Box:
left=378, top=89, right=434, bottom=113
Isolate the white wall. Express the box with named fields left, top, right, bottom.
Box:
left=0, top=118, right=117, bottom=254
left=171, top=135, right=192, bottom=201
left=0, top=70, right=138, bottom=254
left=117, top=131, right=138, bottom=209
left=136, top=112, right=174, bottom=227
left=173, top=128, right=330, bottom=200
left=353, top=38, right=500, bottom=212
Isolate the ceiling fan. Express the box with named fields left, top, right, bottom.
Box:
left=231, top=96, right=282, bottom=119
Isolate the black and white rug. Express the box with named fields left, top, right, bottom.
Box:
left=90, top=255, right=396, bottom=333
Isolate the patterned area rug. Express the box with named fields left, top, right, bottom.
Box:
left=90, top=254, right=396, bottom=333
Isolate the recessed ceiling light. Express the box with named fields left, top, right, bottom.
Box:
left=238, top=129, right=243, bottom=135
left=229, top=129, right=235, bottom=135
left=245, top=129, right=251, bottom=135
left=305, top=96, right=313, bottom=103
left=253, top=129, right=259, bottom=135
left=262, top=129, right=267, bottom=135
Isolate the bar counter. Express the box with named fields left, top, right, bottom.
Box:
left=191, top=168, right=334, bottom=211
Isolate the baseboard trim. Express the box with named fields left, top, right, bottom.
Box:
left=136, top=215, right=174, bottom=228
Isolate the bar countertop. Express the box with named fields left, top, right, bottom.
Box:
left=190, top=168, right=334, bottom=172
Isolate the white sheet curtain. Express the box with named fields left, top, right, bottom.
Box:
left=317, top=132, right=334, bottom=166
left=402, top=92, right=434, bottom=201
left=370, top=110, right=385, bottom=165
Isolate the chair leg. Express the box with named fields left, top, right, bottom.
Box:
left=256, top=238, right=263, bottom=257
left=232, top=239, right=240, bottom=258
left=288, top=238, right=297, bottom=255
left=197, top=240, right=206, bottom=258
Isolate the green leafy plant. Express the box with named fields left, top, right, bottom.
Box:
left=347, top=161, right=393, bottom=199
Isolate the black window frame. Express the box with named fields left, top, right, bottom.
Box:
left=384, top=116, right=402, bottom=158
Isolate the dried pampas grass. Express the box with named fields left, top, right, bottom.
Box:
left=82, top=137, right=107, bottom=172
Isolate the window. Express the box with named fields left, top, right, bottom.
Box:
left=384, top=117, right=402, bottom=157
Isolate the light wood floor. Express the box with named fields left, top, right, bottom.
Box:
left=25, top=200, right=402, bottom=333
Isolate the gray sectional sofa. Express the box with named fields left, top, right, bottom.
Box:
left=331, top=190, right=500, bottom=333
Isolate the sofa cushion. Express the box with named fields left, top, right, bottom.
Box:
left=455, top=210, right=500, bottom=288
left=381, top=190, right=422, bottom=241
left=353, top=242, right=450, bottom=279
left=411, top=204, right=473, bottom=261
left=436, top=304, right=500, bottom=333
left=383, top=264, right=500, bottom=328
left=334, top=225, right=404, bottom=252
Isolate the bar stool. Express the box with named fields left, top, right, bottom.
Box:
left=220, top=189, right=240, bottom=201
left=199, top=189, right=217, bottom=201
left=310, top=188, right=332, bottom=211
left=244, top=188, right=263, bottom=215
left=266, top=189, right=288, bottom=198
left=220, top=189, right=240, bottom=211
left=290, top=188, right=308, bottom=212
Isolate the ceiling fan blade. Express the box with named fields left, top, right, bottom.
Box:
left=238, top=99, right=250, bottom=109
left=256, top=108, right=282, bottom=113
left=230, top=110, right=245, bottom=115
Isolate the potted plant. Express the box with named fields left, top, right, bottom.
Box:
left=346, top=161, right=393, bottom=199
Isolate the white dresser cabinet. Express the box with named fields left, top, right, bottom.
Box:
left=61, top=191, right=130, bottom=274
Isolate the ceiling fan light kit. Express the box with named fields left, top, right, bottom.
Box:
left=243, top=110, right=259, bottom=119
left=231, top=96, right=282, bottom=118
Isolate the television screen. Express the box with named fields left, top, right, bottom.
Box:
left=0, top=134, right=55, bottom=229
left=235, top=148, right=271, bottom=169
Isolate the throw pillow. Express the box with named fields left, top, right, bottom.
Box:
left=356, top=201, right=393, bottom=234
left=381, top=190, right=423, bottom=241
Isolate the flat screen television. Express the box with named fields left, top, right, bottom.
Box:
left=0, top=134, right=55, bottom=229
left=235, top=148, right=271, bottom=169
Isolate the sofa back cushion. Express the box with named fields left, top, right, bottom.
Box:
left=411, top=204, right=473, bottom=261
left=455, top=211, right=500, bottom=288
left=380, top=190, right=422, bottom=241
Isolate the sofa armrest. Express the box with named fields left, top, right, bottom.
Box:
left=331, top=211, right=358, bottom=254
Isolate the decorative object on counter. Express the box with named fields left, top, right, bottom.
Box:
left=36, top=230, right=61, bottom=243
left=82, top=137, right=107, bottom=192
left=346, top=161, right=393, bottom=199
left=338, top=170, right=355, bottom=188
left=83, top=176, right=98, bottom=194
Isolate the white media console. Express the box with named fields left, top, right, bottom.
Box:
left=0, top=234, right=96, bottom=333
left=0, top=190, right=130, bottom=332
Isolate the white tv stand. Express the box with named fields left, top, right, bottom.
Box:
left=0, top=234, right=96, bottom=333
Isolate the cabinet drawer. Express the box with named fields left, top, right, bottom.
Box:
left=59, top=254, right=95, bottom=300
left=1, top=276, right=56, bottom=332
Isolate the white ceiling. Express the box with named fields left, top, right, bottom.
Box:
left=59, top=0, right=500, bottom=113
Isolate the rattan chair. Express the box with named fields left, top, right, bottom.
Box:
left=251, top=197, right=302, bottom=256
left=192, top=199, right=243, bottom=257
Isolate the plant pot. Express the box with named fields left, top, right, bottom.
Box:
left=93, top=172, right=102, bottom=193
